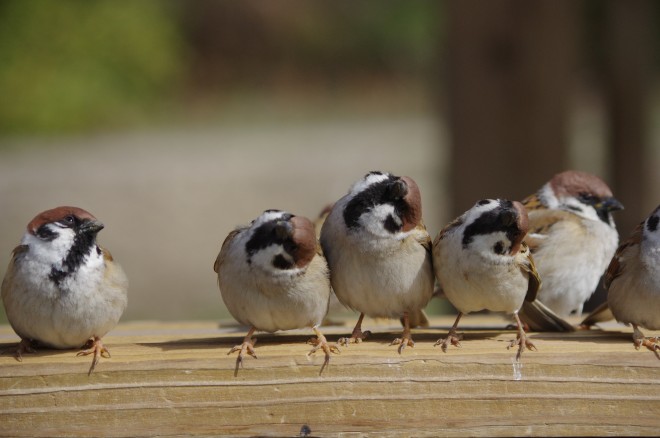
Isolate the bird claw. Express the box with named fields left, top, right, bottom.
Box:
left=338, top=330, right=370, bottom=347
left=4, top=339, right=37, bottom=362
left=76, top=337, right=110, bottom=376
left=633, top=335, right=660, bottom=359
left=434, top=330, right=463, bottom=352
left=507, top=335, right=537, bottom=362
left=307, top=332, right=340, bottom=375
left=227, top=338, right=257, bottom=377
left=390, top=336, right=414, bottom=354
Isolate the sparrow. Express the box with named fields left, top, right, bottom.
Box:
left=1, top=206, right=128, bottom=375
left=581, top=205, right=660, bottom=358
left=518, top=170, right=623, bottom=330
left=214, top=209, right=338, bottom=375
left=433, top=199, right=540, bottom=361
left=313, top=202, right=430, bottom=329
left=319, top=171, right=434, bottom=353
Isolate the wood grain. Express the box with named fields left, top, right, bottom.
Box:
left=0, top=316, right=658, bottom=437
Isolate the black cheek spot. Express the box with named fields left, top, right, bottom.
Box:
left=272, top=254, right=293, bottom=270
left=493, top=241, right=505, bottom=255
left=478, top=200, right=491, bottom=206
left=648, top=215, right=659, bottom=232
left=383, top=214, right=400, bottom=233
left=36, top=225, right=57, bottom=241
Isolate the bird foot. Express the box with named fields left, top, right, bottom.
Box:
left=434, top=329, right=463, bottom=352
left=77, top=336, right=111, bottom=376
left=227, top=338, right=257, bottom=376
left=338, top=329, right=371, bottom=347
left=390, top=336, right=414, bottom=354
left=4, top=339, right=37, bottom=362
left=633, top=335, right=660, bottom=359
left=507, top=333, right=537, bottom=362
left=307, top=333, right=340, bottom=375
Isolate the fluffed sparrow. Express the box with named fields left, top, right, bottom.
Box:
left=319, top=171, right=434, bottom=353
left=582, top=205, right=660, bottom=358
left=518, top=170, right=623, bottom=330
left=1, top=206, right=128, bottom=375
left=214, top=209, right=338, bottom=374
left=433, top=199, right=540, bottom=361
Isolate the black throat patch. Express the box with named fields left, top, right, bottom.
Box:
left=48, top=231, right=98, bottom=287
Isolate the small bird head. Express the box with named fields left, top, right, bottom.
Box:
left=244, top=210, right=317, bottom=273
left=461, top=199, right=529, bottom=256
left=22, top=206, right=105, bottom=281
left=543, top=170, right=623, bottom=226
left=342, top=171, right=422, bottom=238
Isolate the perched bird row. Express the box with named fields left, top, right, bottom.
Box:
left=2, top=170, right=658, bottom=376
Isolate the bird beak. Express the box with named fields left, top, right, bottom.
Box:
left=500, top=209, right=517, bottom=227
left=598, top=197, right=624, bottom=212
left=388, top=179, right=408, bottom=200
left=80, top=220, right=105, bottom=234
left=274, top=220, right=292, bottom=239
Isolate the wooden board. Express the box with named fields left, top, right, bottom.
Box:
left=1, top=316, right=659, bottom=437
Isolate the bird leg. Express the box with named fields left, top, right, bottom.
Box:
left=227, top=326, right=257, bottom=376
left=77, top=336, right=111, bottom=376
left=390, top=311, right=415, bottom=354
left=307, top=326, right=340, bottom=375
left=338, top=313, right=371, bottom=346
left=435, top=312, right=464, bottom=352
left=632, top=325, right=660, bottom=359
left=508, top=311, right=537, bottom=362
left=5, top=338, right=38, bottom=362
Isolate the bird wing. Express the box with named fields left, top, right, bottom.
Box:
left=521, top=192, right=544, bottom=211
left=99, top=245, right=115, bottom=262
left=516, top=241, right=541, bottom=303
left=213, top=228, right=241, bottom=274
left=413, top=220, right=432, bottom=253
left=1, top=245, right=28, bottom=300
left=603, top=221, right=644, bottom=290
left=581, top=222, right=644, bottom=328
left=525, top=208, right=582, bottom=254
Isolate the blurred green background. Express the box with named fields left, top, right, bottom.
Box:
left=0, top=1, right=659, bottom=324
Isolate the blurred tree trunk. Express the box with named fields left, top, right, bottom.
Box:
left=584, top=0, right=653, bottom=312
left=447, top=0, right=577, bottom=215
left=605, top=0, right=652, bottom=237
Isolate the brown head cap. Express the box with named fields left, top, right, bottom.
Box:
left=549, top=170, right=613, bottom=199
left=27, top=206, right=97, bottom=235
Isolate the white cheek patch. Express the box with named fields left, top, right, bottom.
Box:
left=539, top=183, right=559, bottom=208
left=644, top=219, right=660, bottom=247
left=249, top=244, right=302, bottom=275
left=358, top=203, right=400, bottom=237
left=561, top=197, right=600, bottom=222
left=21, top=227, right=76, bottom=267
left=469, top=231, right=511, bottom=255
left=349, top=172, right=390, bottom=196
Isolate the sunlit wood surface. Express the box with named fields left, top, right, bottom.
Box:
left=1, top=316, right=658, bottom=437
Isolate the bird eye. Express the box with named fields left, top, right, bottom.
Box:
left=578, top=193, right=598, bottom=204
left=60, top=215, right=77, bottom=227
